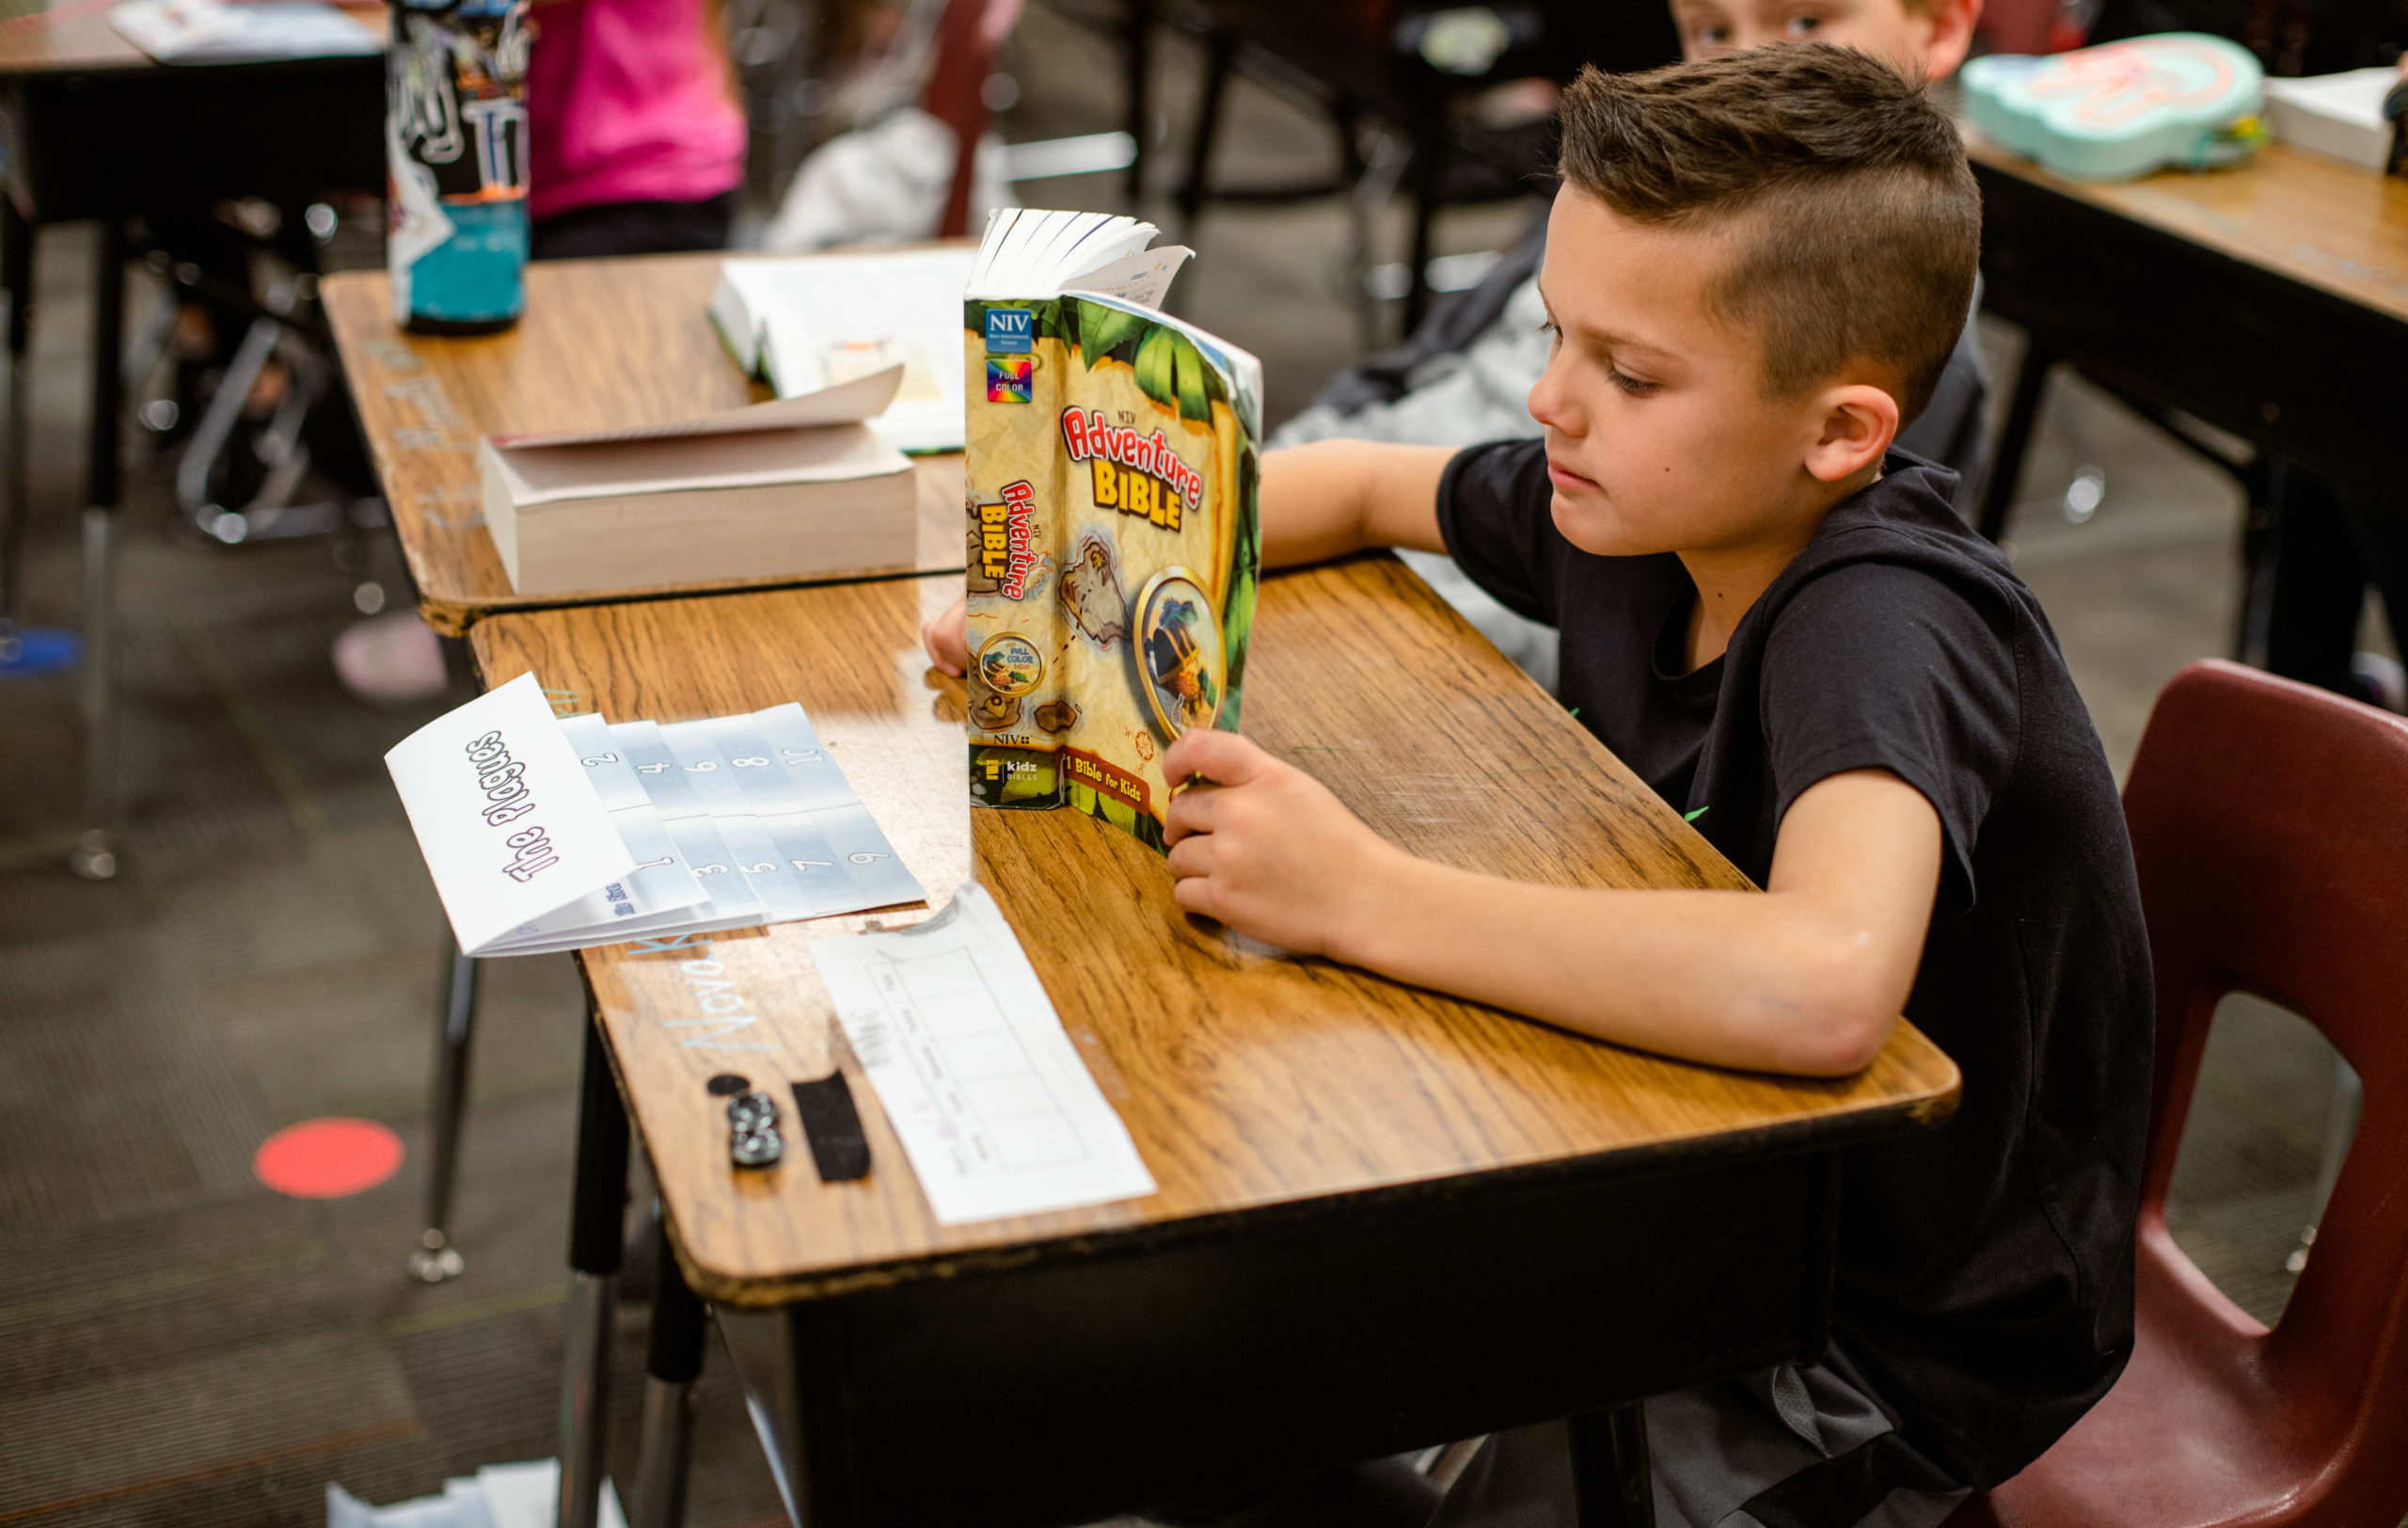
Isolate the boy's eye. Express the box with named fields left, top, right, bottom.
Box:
left=1690, top=23, right=1732, bottom=49
left=1782, top=12, right=1825, bottom=37
left=1607, top=366, right=1660, bottom=398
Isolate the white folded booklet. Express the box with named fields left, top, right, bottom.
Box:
left=386, top=675, right=927, bottom=957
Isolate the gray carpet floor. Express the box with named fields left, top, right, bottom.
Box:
left=0, top=7, right=2382, bottom=1521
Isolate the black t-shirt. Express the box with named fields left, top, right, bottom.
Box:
left=1437, top=439, right=2154, bottom=1488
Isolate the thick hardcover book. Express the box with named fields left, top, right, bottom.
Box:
left=961, top=210, right=1262, bottom=852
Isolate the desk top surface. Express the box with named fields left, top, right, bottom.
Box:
left=320, top=255, right=966, bottom=636
left=1966, top=130, right=2408, bottom=327
left=0, top=0, right=383, bottom=73
left=468, top=557, right=1960, bottom=1307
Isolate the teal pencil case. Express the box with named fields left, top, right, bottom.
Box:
left=1962, top=32, right=2267, bottom=181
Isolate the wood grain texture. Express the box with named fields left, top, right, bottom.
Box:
left=321, top=256, right=967, bottom=635
left=0, top=0, right=383, bottom=72
left=1964, top=128, right=2408, bottom=326
left=469, top=557, right=1960, bottom=1306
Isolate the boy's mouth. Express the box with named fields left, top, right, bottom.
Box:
left=1545, top=454, right=1598, bottom=493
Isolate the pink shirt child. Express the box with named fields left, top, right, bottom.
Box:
left=526, top=0, right=748, bottom=222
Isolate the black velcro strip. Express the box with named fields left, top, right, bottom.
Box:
left=790, top=1073, right=871, bottom=1182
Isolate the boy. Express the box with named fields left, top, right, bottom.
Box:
left=932, top=46, right=2150, bottom=1528
left=1272, top=0, right=1986, bottom=691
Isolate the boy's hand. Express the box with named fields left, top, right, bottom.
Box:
left=920, top=596, right=968, bottom=676
left=1161, top=729, right=1399, bottom=958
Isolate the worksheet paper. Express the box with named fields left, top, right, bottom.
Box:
left=387, top=686, right=925, bottom=957
left=385, top=674, right=636, bottom=954
left=807, top=885, right=1156, bottom=1224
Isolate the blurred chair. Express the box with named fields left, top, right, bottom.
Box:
left=1944, top=659, right=2408, bottom=1528
left=927, top=0, right=1024, bottom=235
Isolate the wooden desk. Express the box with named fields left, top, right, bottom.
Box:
left=469, top=558, right=1959, bottom=1528
left=1966, top=132, right=2408, bottom=538
left=321, top=256, right=969, bottom=638
left=0, top=0, right=386, bottom=880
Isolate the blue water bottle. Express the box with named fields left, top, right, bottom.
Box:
left=386, top=0, right=531, bottom=334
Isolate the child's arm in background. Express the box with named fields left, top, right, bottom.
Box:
left=1162, top=731, right=1943, bottom=1078
left=921, top=440, right=1458, bottom=673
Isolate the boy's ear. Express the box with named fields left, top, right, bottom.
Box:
left=1803, top=383, right=1900, bottom=485
left=1920, top=0, right=1983, bottom=79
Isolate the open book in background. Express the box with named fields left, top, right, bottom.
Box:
left=708, top=235, right=1191, bottom=456
left=476, top=366, right=916, bottom=596
left=710, top=247, right=977, bottom=454
left=387, top=675, right=925, bottom=958
left=960, top=209, right=1259, bottom=853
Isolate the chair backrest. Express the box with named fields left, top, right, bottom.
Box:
left=2121, top=660, right=2408, bottom=1504
left=924, top=0, right=1022, bottom=238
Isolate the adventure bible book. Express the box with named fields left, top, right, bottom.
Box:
left=961, top=210, right=1262, bottom=852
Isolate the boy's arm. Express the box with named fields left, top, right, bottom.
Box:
left=923, top=439, right=1459, bottom=674
left=1258, top=439, right=1456, bottom=566
left=1161, top=730, right=1941, bottom=1077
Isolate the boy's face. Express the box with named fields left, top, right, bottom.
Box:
left=1669, top=0, right=1978, bottom=78
left=1528, top=186, right=1881, bottom=561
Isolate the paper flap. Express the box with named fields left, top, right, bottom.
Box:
left=487, top=365, right=905, bottom=450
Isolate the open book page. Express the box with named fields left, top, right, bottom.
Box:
left=385, top=674, right=636, bottom=955
left=807, top=884, right=1155, bottom=1224
left=485, top=366, right=901, bottom=450
left=715, top=248, right=975, bottom=454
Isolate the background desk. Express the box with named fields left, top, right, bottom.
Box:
left=469, top=557, right=1960, bottom=1528
left=1969, top=134, right=2408, bottom=541
left=321, top=255, right=968, bottom=640
left=0, top=0, right=384, bottom=878
left=325, top=252, right=973, bottom=1279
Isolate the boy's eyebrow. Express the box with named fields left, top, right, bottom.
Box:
left=1534, top=275, right=1681, bottom=367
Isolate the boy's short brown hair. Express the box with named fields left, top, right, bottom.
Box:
left=1556, top=44, right=1978, bottom=422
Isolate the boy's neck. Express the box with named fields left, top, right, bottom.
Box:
left=1675, top=460, right=1882, bottom=672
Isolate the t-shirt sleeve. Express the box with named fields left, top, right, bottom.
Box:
left=1761, top=561, right=2020, bottom=919
left=1434, top=438, right=1562, bottom=627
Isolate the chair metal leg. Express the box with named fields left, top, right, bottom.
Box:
left=1176, top=28, right=1238, bottom=236
left=1568, top=1403, right=1655, bottom=1528
left=71, top=219, right=127, bottom=883
left=1976, top=340, right=2054, bottom=545
left=408, top=938, right=481, bottom=1282
left=1124, top=0, right=1153, bottom=200
left=2289, top=1056, right=2364, bottom=1273
left=560, top=1012, right=631, bottom=1528
left=0, top=194, right=31, bottom=668
left=1402, top=81, right=1447, bottom=335
left=633, top=1208, right=707, bottom=1528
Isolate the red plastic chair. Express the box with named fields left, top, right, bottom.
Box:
left=1947, top=660, right=2408, bottom=1528
left=925, top=0, right=1023, bottom=237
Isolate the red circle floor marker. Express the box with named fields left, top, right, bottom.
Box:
left=253, top=1118, right=405, bottom=1199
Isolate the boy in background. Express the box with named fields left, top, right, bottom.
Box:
left=1277, top=0, right=1987, bottom=690
left=937, top=43, right=2151, bottom=1528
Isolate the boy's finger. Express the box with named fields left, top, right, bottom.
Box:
left=1170, top=873, right=1217, bottom=919
left=1166, top=835, right=1212, bottom=881
left=1164, top=727, right=1270, bottom=786
left=1164, top=782, right=1221, bottom=843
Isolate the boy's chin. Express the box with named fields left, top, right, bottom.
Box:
left=1549, top=490, right=1669, bottom=558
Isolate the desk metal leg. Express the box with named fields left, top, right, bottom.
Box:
left=1402, top=83, right=1446, bottom=336
left=1, top=196, right=31, bottom=668
left=561, top=1012, right=630, bottom=1528
left=1568, top=1403, right=1654, bottom=1528
left=633, top=1209, right=705, bottom=1528
left=71, top=218, right=127, bottom=883
left=1125, top=0, right=1153, bottom=200
left=1975, top=341, right=2054, bottom=546
left=1177, top=29, right=1238, bottom=235
left=409, top=938, right=481, bottom=1282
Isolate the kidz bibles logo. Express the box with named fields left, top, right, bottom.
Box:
left=984, top=308, right=1034, bottom=354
